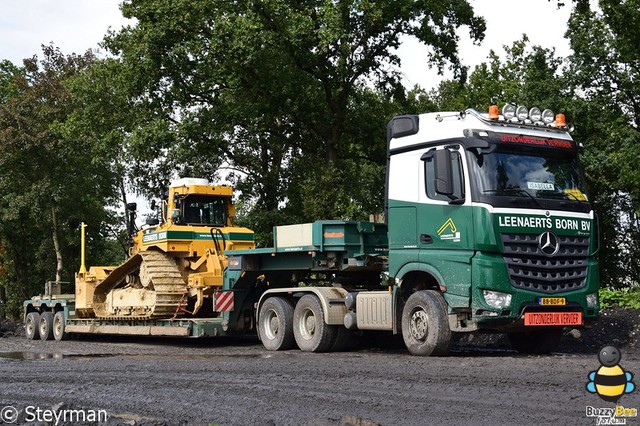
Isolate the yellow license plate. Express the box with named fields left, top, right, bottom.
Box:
left=524, top=312, right=582, bottom=326
left=538, top=297, right=566, bottom=306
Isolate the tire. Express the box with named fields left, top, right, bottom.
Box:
left=25, top=312, right=40, bottom=340
left=258, top=297, right=295, bottom=351
left=293, top=294, right=337, bottom=352
left=508, top=329, right=563, bottom=354
left=53, top=311, right=66, bottom=341
left=39, top=311, right=54, bottom=341
left=401, top=290, right=451, bottom=356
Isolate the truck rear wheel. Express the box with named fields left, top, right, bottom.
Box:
left=258, top=297, right=295, bottom=351
left=25, top=312, right=40, bottom=340
left=401, top=290, right=451, bottom=356
left=508, top=329, right=563, bottom=354
left=39, top=312, right=54, bottom=341
left=53, top=311, right=66, bottom=341
left=293, top=294, right=337, bottom=352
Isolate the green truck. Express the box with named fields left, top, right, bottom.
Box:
left=24, top=104, right=599, bottom=355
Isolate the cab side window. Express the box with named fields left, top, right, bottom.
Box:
left=424, top=150, right=464, bottom=201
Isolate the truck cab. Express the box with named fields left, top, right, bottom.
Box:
left=386, top=106, right=599, bottom=353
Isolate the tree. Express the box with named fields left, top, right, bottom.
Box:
left=102, top=0, right=486, bottom=243
left=0, top=46, right=120, bottom=316
left=431, top=36, right=568, bottom=113
left=566, top=0, right=640, bottom=287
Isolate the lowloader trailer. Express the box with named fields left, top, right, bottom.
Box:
left=24, top=104, right=600, bottom=355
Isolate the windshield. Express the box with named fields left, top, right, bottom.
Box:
left=182, top=196, right=227, bottom=226
left=470, top=147, right=588, bottom=203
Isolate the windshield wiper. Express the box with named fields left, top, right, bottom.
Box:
left=483, top=189, right=544, bottom=208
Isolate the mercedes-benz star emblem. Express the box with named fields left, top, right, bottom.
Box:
left=539, top=231, right=560, bottom=256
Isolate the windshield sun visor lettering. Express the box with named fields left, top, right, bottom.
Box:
left=499, top=135, right=573, bottom=149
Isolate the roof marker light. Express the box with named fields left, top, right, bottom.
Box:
left=555, top=113, right=566, bottom=127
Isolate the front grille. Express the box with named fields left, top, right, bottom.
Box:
left=501, top=234, right=589, bottom=294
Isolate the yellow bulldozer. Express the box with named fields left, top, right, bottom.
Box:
left=75, top=178, right=255, bottom=320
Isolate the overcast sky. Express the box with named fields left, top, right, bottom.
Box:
left=1, top=0, right=573, bottom=91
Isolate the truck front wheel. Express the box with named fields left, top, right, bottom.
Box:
left=25, top=312, right=40, bottom=340
left=293, top=294, right=337, bottom=352
left=508, top=329, right=563, bottom=354
left=39, top=312, right=54, bottom=341
left=258, top=297, right=295, bottom=351
left=401, top=290, right=451, bottom=356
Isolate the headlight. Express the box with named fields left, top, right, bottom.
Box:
left=586, top=292, right=598, bottom=308
left=483, top=290, right=512, bottom=309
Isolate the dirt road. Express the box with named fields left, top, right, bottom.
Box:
left=1, top=331, right=638, bottom=426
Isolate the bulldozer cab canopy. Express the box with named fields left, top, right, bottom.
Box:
left=182, top=196, right=227, bottom=226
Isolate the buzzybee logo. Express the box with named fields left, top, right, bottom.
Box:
left=585, top=346, right=637, bottom=425
left=587, top=346, right=635, bottom=402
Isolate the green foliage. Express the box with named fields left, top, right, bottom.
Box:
left=599, top=287, right=640, bottom=309
left=431, top=35, right=568, bottom=113
left=0, top=46, right=122, bottom=317
left=100, top=0, right=485, bottom=239
left=565, top=0, right=640, bottom=288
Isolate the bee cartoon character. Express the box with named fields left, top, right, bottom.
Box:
left=586, top=346, right=636, bottom=402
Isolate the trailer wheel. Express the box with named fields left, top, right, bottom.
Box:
left=53, top=311, right=66, bottom=341
left=293, top=294, right=337, bottom=352
left=25, top=312, right=40, bottom=340
left=258, top=297, right=295, bottom=351
left=39, top=312, right=55, bottom=341
left=401, top=290, right=451, bottom=356
left=508, top=329, right=563, bottom=354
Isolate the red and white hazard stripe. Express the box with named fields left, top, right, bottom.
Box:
left=215, top=291, right=234, bottom=312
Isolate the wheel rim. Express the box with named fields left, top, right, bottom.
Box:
left=298, top=307, right=316, bottom=341
left=409, top=308, right=429, bottom=342
left=26, top=317, right=35, bottom=336
left=54, top=315, right=62, bottom=336
left=262, top=309, right=280, bottom=341
left=39, top=320, right=47, bottom=337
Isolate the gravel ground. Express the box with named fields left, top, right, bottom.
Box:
left=0, top=308, right=638, bottom=426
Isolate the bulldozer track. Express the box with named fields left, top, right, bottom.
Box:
left=140, top=251, right=187, bottom=318
left=93, top=251, right=187, bottom=319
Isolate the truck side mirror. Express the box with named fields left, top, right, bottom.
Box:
left=434, top=149, right=454, bottom=196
